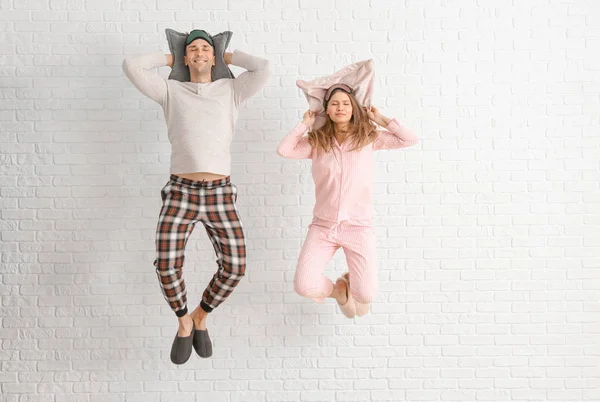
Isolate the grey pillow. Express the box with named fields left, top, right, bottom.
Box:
left=165, top=28, right=235, bottom=82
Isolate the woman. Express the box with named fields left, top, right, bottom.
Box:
left=277, top=83, right=419, bottom=318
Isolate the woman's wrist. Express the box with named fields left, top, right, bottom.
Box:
left=377, top=115, right=392, bottom=127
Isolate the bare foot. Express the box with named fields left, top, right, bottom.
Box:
left=177, top=314, right=194, bottom=337
left=333, top=279, right=348, bottom=305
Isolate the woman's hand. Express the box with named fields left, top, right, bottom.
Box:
left=302, top=110, right=316, bottom=127
left=366, top=106, right=391, bottom=127
left=366, top=105, right=381, bottom=122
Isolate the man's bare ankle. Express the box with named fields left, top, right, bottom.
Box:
left=191, top=309, right=206, bottom=320
left=194, top=318, right=207, bottom=330
left=177, top=315, right=194, bottom=336
left=178, top=314, right=192, bottom=324
left=190, top=309, right=208, bottom=330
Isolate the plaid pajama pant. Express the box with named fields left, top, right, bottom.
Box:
left=153, top=174, right=246, bottom=317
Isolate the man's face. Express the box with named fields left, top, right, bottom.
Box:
left=184, top=39, right=216, bottom=74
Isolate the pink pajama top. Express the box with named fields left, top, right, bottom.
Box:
left=277, top=118, right=419, bottom=228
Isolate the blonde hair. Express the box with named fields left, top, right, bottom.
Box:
left=307, top=91, right=377, bottom=153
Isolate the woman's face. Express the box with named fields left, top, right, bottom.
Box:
left=326, top=91, right=353, bottom=124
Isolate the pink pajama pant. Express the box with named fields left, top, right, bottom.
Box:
left=293, top=219, right=377, bottom=316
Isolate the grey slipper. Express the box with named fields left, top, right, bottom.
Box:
left=193, top=329, right=213, bottom=358
left=170, top=326, right=195, bottom=365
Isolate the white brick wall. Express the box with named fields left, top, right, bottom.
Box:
left=1, top=0, right=600, bottom=401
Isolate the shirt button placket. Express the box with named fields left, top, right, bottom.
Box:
left=338, top=147, right=344, bottom=222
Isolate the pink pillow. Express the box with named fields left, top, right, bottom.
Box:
left=296, top=59, right=375, bottom=129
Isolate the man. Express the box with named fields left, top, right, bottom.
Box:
left=122, top=30, right=270, bottom=364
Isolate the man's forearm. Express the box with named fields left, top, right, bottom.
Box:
left=224, top=52, right=232, bottom=65
left=230, top=50, right=271, bottom=104
left=165, top=54, right=174, bottom=68
left=121, top=52, right=169, bottom=105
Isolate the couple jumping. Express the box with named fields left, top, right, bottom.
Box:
left=122, top=29, right=418, bottom=364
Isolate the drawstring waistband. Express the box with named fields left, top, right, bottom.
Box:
left=169, top=174, right=230, bottom=190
